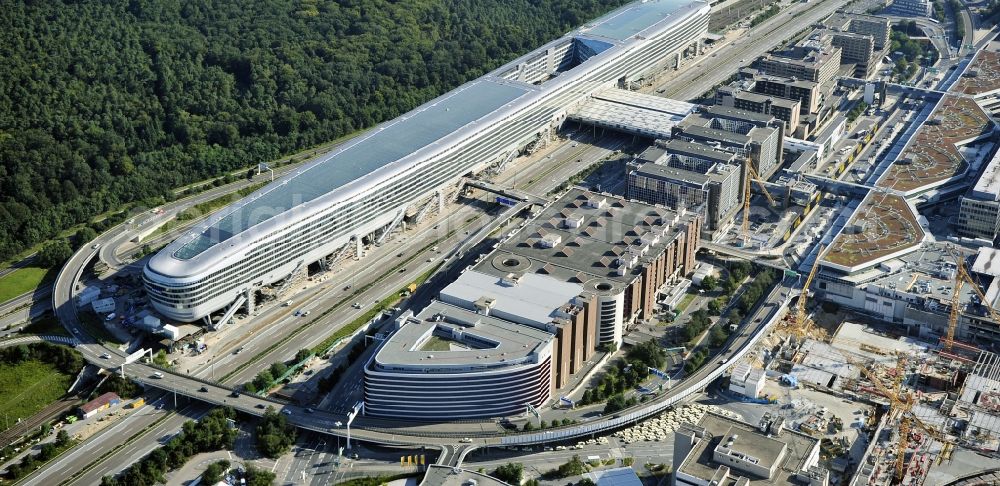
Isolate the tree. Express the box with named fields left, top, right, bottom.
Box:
left=269, top=362, right=288, bottom=380
left=255, top=408, right=296, bottom=458
left=37, top=239, right=72, bottom=268
left=578, top=479, right=597, bottom=486
left=0, top=0, right=631, bottom=265
left=700, top=275, right=717, bottom=290
left=523, top=422, right=535, bottom=431
left=56, top=429, right=70, bottom=447
left=707, top=299, right=722, bottom=316
left=202, top=460, right=230, bottom=484
left=709, top=325, right=729, bottom=347
left=294, top=348, right=312, bottom=363
left=74, top=227, right=98, bottom=248
left=552, top=455, right=587, bottom=478
left=153, top=350, right=171, bottom=368
left=492, top=463, right=524, bottom=484
left=244, top=466, right=277, bottom=486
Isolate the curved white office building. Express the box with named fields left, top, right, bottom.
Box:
left=144, top=0, right=711, bottom=322
left=364, top=302, right=555, bottom=419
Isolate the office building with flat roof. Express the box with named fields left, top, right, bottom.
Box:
left=957, top=150, right=1000, bottom=241
left=744, top=70, right=822, bottom=115
left=825, top=12, right=891, bottom=51
left=675, top=106, right=784, bottom=180
left=627, top=140, right=742, bottom=234
left=443, top=188, right=701, bottom=350
left=823, top=30, right=878, bottom=78
left=143, top=0, right=712, bottom=323
left=756, top=41, right=842, bottom=86
left=887, top=0, right=932, bottom=17
left=364, top=301, right=555, bottom=420
left=673, top=412, right=827, bottom=486
left=718, top=89, right=801, bottom=131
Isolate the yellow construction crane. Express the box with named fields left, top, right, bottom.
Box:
left=943, top=252, right=1000, bottom=353
left=741, top=160, right=778, bottom=245
left=851, top=354, right=953, bottom=483
left=780, top=245, right=826, bottom=339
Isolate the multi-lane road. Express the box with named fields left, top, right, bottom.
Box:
left=29, top=122, right=624, bottom=483
left=29, top=0, right=854, bottom=480
left=656, top=0, right=853, bottom=101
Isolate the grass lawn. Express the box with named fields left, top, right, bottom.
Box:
left=0, top=360, right=71, bottom=430
left=420, top=336, right=461, bottom=352
left=675, top=292, right=698, bottom=314
left=0, top=266, right=56, bottom=303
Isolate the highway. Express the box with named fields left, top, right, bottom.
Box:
left=34, top=125, right=623, bottom=482
left=34, top=1, right=830, bottom=478
left=656, top=0, right=853, bottom=101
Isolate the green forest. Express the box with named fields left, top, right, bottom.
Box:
left=0, top=0, right=627, bottom=262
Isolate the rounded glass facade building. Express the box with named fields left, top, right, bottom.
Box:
left=144, top=0, right=711, bottom=322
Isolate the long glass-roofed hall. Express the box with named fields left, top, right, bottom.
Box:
left=144, top=0, right=712, bottom=323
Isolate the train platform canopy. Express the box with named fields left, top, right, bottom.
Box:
left=569, top=89, right=695, bottom=139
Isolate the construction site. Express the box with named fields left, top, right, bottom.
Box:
left=719, top=239, right=1000, bottom=485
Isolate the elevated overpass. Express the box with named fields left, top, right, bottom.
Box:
left=838, top=77, right=947, bottom=101
left=128, top=275, right=797, bottom=451
left=700, top=241, right=791, bottom=272
left=463, top=179, right=548, bottom=207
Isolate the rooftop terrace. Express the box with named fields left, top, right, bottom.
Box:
left=876, top=95, right=993, bottom=194
left=822, top=193, right=924, bottom=272
left=952, top=49, right=1000, bottom=97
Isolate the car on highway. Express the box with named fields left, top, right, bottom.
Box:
left=256, top=403, right=266, bottom=409
left=306, top=408, right=315, bottom=413
left=459, top=438, right=473, bottom=443
left=91, top=243, right=101, bottom=249
left=301, top=310, right=310, bottom=317
left=230, top=390, right=240, bottom=398
left=282, top=409, right=292, bottom=415
left=199, top=386, right=209, bottom=392
left=100, top=353, right=110, bottom=359
left=344, top=284, right=352, bottom=290
left=352, top=302, right=362, bottom=309
left=152, top=372, right=164, bottom=379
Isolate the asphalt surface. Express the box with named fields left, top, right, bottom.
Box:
left=36, top=125, right=624, bottom=482
left=33, top=4, right=839, bottom=479
left=657, top=0, right=853, bottom=101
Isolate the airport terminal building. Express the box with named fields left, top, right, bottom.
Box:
left=143, top=0, right=712, bottom=323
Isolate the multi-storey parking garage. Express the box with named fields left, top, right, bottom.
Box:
left=144, top=0, right=712, bottom=322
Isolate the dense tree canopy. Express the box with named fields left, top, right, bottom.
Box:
left=0, top=0, right=627, bottom=261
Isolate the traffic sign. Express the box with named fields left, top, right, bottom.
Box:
left=496, top=196, right=518, bottom=207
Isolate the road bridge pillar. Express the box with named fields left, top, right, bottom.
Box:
left=244, top=287, right=254, bottom=315
left=437, top=190, right=444, bottom=213
left=354, top=235, right=363, bottom=260
left=674, top=52, right=681, bottom=70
